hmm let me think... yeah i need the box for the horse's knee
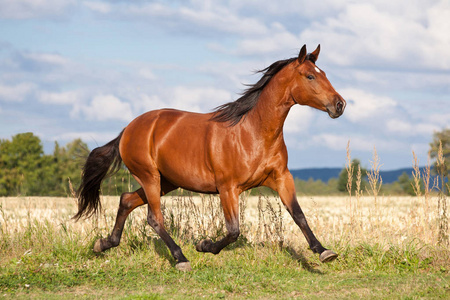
[119,192,133,210]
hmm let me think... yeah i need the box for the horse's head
[290,45,346,119]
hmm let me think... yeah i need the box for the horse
[74,44,346,271]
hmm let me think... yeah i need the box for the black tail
[73,130,124,221]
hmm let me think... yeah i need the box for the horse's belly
[159,163,217,193]
[156,148,217,193]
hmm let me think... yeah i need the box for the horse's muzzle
[326,97,346,119]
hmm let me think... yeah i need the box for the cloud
[132,94,165,114]
[426,113,450,128]
[86,1,269,36]
[11,51,71,74]
[79,95,133,122]
[0,0,76,19]
[82,1,111,14]
[38,90,80,105]
[340,88,397,123]
[306,133,406,153]
[386,119,440,137]
[233,24,300,56]
[284,105,315,133]
[138,68,157,81]
[300,1,450,70]
[171,86,232,112]
[0,82,35,102]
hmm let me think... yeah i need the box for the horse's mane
[211,57,297,126]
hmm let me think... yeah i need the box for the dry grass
[0,193,447,256]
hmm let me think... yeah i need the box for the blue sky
[0,0,449,170]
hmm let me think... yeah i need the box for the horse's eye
[307,74,315,80]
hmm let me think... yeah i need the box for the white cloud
[132,94,165,114]
[284,105,315,133]
[386,119,440,137]
[311,133,350,151]
[85,1,269,36]
[38,90,80,105]
[138,68,157,81]
[234,27,299,56]
[340,88,397,123]
[0,82,35,102]
[300,1,450,70]
[80,95,133,122]
[22,52,69,67]
[82,1,111,14]
[171,86,232,112]
[308,133,406,153]
[0,0,76,19]
[426,113,450,128]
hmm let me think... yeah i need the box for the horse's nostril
[336,101,343,113]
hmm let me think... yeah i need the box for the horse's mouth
[326,107,343,119]
[326,99,345,119]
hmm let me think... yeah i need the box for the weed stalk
[435,141,448,246]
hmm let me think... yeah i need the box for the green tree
[397,172,418,196]
[53,139,89,196]
[429,128,450,177]
[337,159,367,194]
[0,133,49,196]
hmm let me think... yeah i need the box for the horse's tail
[73,130,124,221]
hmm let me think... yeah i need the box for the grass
[0,195,449,299]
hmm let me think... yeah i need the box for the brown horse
[75,44,346,271]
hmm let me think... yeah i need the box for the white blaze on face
[315,67,321,73]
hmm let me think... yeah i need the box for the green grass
[1,226,449,299]
[1,194,449,299]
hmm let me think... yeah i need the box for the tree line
[0,130,448,197]
[0,133,137,197]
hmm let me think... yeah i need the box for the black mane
[211,57,297,126]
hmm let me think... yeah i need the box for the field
[1,193,449,299]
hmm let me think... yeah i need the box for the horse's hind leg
[196,188,240,254]
[93,179,177,253]
[93,188,147,252]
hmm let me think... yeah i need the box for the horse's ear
[309,44,320,63]
[298,45,307,64]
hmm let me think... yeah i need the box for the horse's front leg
[267,171,338,263]
[196,188,240,254]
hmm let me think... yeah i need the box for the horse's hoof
[93,239,103,253]
[319,250,338,263]
[176,262,192,272]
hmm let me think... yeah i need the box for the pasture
[0,193,449,299]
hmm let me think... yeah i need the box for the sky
[0,0,449,171]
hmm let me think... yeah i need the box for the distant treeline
[0,132,441,197]
[0,133,137,197]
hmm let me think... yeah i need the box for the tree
[0,133,138,196]
[0,133,48,196]
[337,159,367,194]
[429,128,450,177]
[53,139,89,196]
[397,172,417,196]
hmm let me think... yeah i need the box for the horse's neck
[247,75,293,141]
